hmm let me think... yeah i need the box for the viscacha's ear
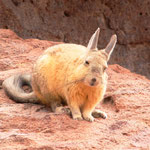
[105,34,117,61]
[87,28,100,51]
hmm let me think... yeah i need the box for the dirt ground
[0,29,150,150]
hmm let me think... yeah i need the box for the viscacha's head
[82,28,117,87]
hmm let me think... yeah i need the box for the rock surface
[0,0,150,78]
[0,29,150,150]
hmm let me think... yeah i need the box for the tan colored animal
[2,28,117,122]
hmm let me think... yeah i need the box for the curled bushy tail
[2,74,38,103]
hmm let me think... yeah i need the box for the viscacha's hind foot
[92,109,107,119]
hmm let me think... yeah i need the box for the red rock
[0,29,150,149]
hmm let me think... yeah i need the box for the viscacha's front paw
[72,114,83,121]
[83,115,94,122]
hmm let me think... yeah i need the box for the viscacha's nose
[90,78,97,86]
[91,78,96,83]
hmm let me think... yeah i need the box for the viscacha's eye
[103,67,107,71]
[85,60,90,65]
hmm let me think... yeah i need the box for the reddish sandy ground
[0,29,150,150]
